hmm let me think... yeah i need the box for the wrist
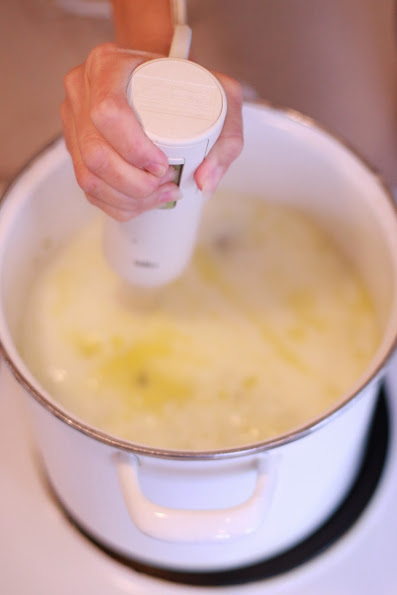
[111,0,174,55]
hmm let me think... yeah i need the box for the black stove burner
[44,388,390,587]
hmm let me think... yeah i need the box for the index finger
[86,44,169,176]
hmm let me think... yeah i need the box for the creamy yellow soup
[21,193,379,450]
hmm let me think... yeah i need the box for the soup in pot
[20,192,379,450]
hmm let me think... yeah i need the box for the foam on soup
[20,192,379,450]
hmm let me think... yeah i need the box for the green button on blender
[160,163,184,209]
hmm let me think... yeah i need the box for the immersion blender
[103,3,227,287]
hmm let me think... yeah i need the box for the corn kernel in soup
[20,192,379,450]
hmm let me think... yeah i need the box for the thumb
[195,73,244,194]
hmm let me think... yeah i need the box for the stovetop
[1,356,397,595]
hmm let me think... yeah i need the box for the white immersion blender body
[104,58,227,287]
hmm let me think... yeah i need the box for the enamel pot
[1,103,397,572]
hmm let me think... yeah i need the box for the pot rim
[1,100,397,461]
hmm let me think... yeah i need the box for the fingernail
[162,166,178,183]
[146,162,168,177]
[159,187,182,204]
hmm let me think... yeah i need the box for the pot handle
[115,454,274,543]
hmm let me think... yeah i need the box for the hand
[61,43,243,221]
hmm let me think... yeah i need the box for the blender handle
[115,455,274,543]
[169,0,191,60]
[103,3,227,288]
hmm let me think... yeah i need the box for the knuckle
[124,172,159,200]
[90,94,120,128]
[75,164,98,195]
[63,66,81,97]
[80,137,108,175]
[130,188,147,201]
[138,175,159,198]
[124,135,153,166]
[86,42,118,75]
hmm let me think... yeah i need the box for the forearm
[111,0,174,54]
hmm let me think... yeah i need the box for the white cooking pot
[1,103,397,573]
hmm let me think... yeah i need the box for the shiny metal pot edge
[1,102,396,461]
